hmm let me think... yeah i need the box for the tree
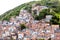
[50,13,60,28]
[40,0,60,26]
[34,9,49,20]
[39,38,45,40]
[20,24,26,30]
[24,4,32,13]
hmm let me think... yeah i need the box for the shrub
[20,24,26,30]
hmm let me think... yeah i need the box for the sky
[0,0,35,15]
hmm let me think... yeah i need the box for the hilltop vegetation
[0,1,38,21]
[0,0,60,25]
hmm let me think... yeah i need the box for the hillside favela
[0,0,60,40]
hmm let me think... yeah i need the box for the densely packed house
[0,4,60,40]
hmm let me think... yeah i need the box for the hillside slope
[0,1,38,21]
[0,0,60,25]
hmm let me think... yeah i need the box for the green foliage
[20,24,26,30]
[39,38,45,40]
[24,4,32,13]
[50,12,60,25]
[50,16,59,24]
[34,13,45,20]
[0,1,40,21]
[34,9,50,20]
[0,3,27,21]
[0,0,60,25]
[34,15,40,20]
[40,0,60,25]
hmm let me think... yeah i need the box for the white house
[45,15,53,22]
